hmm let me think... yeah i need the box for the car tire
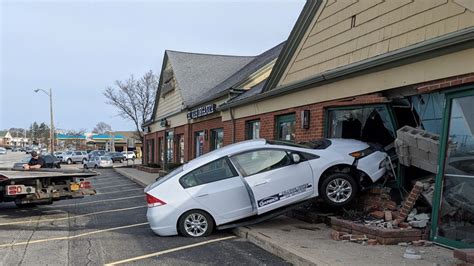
[319,172,358,207]
[178,210,214,238]
[67,159,72,165]
[94,165,98,169]
[82,159,87,164]
[120,159,123,163]
[84,164,88,169]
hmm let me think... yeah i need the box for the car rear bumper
[146,207,179,236]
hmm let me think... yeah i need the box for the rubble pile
[330,182,433,245]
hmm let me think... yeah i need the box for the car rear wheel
[320,173,357,207]
[178,210,214,237]
[94,165,98,169]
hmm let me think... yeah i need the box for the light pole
[34,88,55,153]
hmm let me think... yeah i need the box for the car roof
[183,139,267,171]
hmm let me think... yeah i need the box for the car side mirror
[291,153,301,164]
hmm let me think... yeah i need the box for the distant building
[0,131,12,148]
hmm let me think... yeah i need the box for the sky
[0,0,304,132]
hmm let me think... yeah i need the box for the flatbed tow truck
[0,168,97,207]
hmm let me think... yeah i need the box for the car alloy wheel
[179,210,214,237]
[320,172,357,207]
[326,178,352,203]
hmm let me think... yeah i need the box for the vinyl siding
[155,61,185,119]
[279,0,474,86]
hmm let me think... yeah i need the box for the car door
[230,149,314,215]
[181,157,254,222]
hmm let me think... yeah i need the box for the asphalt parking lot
[0,168,289,265]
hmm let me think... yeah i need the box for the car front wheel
[67,159,72,165]
[178,210,214,237]
[319,172,357,207]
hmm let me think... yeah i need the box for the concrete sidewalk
[115,167,458,266]
[114,167,157,187]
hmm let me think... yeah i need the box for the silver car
[83,156,113,169]
[0,147,6,155]
[63,151,88,164]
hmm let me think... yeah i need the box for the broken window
[409,92,445,135]
[327,105,396,147]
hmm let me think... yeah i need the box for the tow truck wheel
[319,172,357,207]
[178,210,214,237]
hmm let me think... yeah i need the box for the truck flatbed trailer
[0,168,98,206]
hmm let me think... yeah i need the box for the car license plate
[70,183,80,191]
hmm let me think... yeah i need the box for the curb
[114,168,148,188]
[232,227,316,266]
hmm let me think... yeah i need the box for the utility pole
[34,88,55,153]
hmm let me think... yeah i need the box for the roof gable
[190,42,285,108]
[166,51,254,108]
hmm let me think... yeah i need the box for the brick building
[144,0,474,248]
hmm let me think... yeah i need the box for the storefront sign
[187,104,216,120]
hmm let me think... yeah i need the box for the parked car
[145,138,387,237]
[122,151,136,160]
[88,150,107,160]
[62,151,88,164]
[25,147,32,154]
[0,147,6,155]
[105,152,125,163]
[83,156,113,169]
[13,154,61,169]
[54,151,64,160]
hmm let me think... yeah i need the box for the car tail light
[146,193,166,208]
[349,146,376,159]
[79,181,92,189]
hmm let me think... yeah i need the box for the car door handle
[254,180,269,187]
[197,194,209,198]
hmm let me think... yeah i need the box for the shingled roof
[189,42,285,108]
[165,50,254,108]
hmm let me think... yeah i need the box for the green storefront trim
[431,85,474,249]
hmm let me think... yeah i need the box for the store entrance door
[432,88,474,248]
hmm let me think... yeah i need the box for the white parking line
[105,236,237,265]
[0,206,146,226]
[46,195,144,207]
[0,222,149,248]
[96,188,143,195]
[95,183,138,190]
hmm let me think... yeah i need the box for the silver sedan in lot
[145,138,387,237]
[83,156,113,169]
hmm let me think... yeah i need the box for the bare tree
[65,128,86,136]
[104,70,158,138]
[92,122,112,134]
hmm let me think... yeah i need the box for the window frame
[246,119,261,140]
[179,156,239,189]
[210,128,224,151]
[275,113,296,141]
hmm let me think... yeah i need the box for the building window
[326,105,395,146]
[210,128,223,151]
[246,120,260,140]
[146,139,154,164]
[177,134,185,164]
[166,131,174,163]
[276,113,296,141]
[195,131,205,157]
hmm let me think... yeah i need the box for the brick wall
[224,93,388,145]
[416,73,474,93]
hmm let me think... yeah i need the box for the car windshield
[147,166,184,190]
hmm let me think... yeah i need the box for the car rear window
[179,158,237,188]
